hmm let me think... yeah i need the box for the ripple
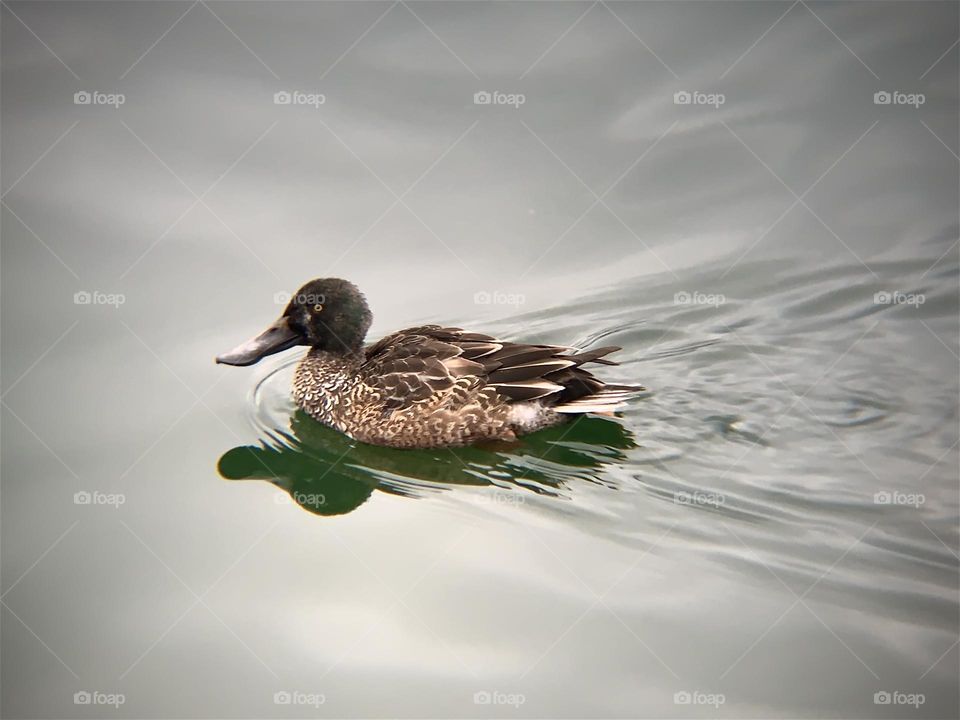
[815,396,890,428]
[704,414,770,445]
[249,357,298,435]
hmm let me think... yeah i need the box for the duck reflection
[218,410,636,516]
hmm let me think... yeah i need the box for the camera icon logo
[473,691,491,705]
[673,91,692,105]
[273,691,292,705]
[674,291,691,305]
[874,291,892,305]
[274,91,292,105]
[874,691,891,705]
[673,691,692,705]
[74,91,91,105]
[874,91,892,105]
[873,491,892,505]
[473,291,491,305]
[74,691,92,705]
[74,291,92,305]
[474,91,492,105]
[273,291,292,305]
[74,491,92,505]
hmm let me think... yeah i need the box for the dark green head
[283,278,372,353]
[216,278,372,366]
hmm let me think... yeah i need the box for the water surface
[2,2,958,717]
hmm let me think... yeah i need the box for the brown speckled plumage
[218,279,645,449]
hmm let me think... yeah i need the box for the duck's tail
[552,383,645,414]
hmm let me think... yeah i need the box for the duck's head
[216,278,372,366]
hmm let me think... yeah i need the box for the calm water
[2,2,958,718]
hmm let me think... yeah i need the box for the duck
[216,278,644,449]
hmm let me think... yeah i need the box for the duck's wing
[360,326,489,411]
[362,325,642,412]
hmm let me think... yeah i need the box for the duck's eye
[313,303,323,313]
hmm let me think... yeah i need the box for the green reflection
[218,410,636,516]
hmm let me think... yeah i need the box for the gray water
[2,2,958,717]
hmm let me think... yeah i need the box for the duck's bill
[215,317,302,366]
